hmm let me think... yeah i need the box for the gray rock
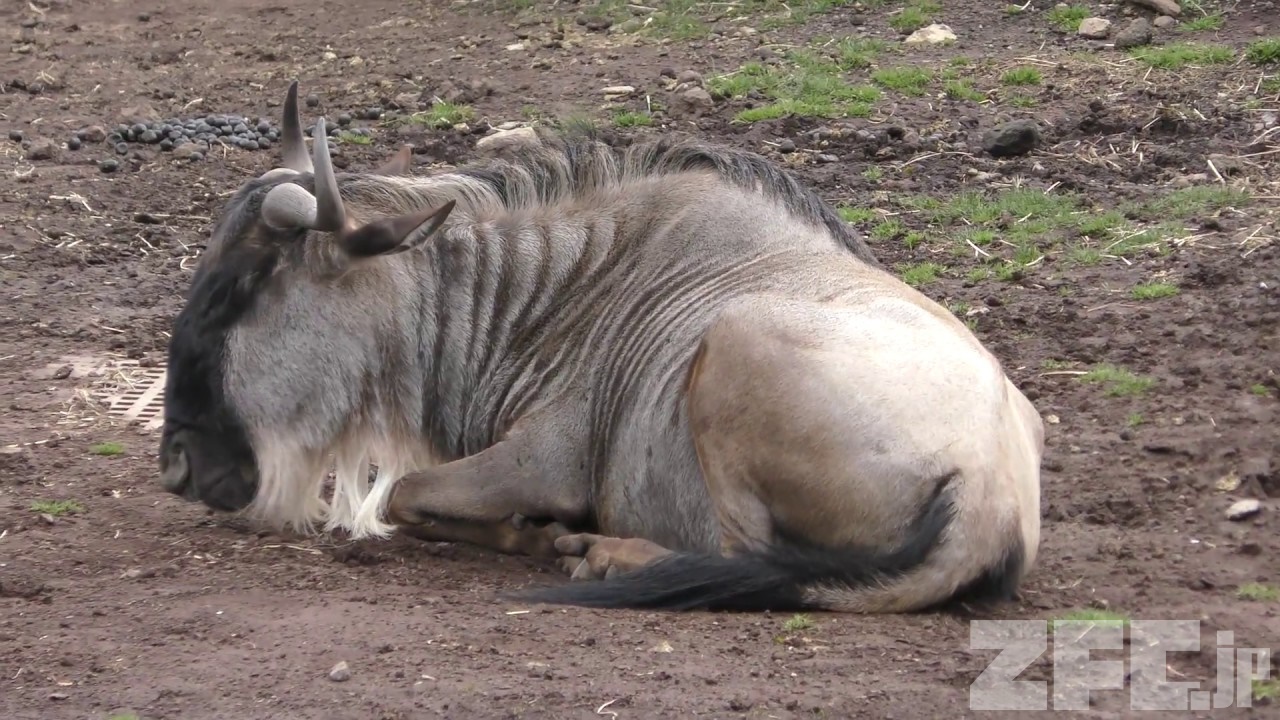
[980,119,1041,158]
[77,125,107,143]
[1153,15,1176,28]
[1226,499,1261,521]
[671,87,714,117]
[1114,18,1153,49]
[1128,0,1181,16]
[25,138,57,161]
[328,661,351,682]
[1078,17,1112,39]
[475,126,540,155]
[676,70,703,86]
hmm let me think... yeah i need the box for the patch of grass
[714,51,882,123]
[861,166,883,182]
[1129,43,1235,70]
[872,218,908,242]
[1246,37,1280,65]
[336,130,372,145]
[643,0,709,40]
[1237,583,1279,601]
[835,37,888,70]
[1144,186,1250,219]
[1046,5,1089,33]
[1130,281,1179,300]
[1179,14,1224,32]
[90,441,125,456]
[1001,66,1043,86]
[838,205,878,224]
[409,102,476,128]
[31,499,85,516]
[1008,95,1039,108]
[944,80,985,102]
[1250,384,1274,398]
[871,66,933,96]
[612,110,653,128]
[1052,608,1130,627]
[1255,678,1280,701]
[1079,364,1157,397]
[1263,77,1280,95]
[889,1,940,33]
[1126,413,1145,427]
[783,613,815,632]
[900,262,944,287]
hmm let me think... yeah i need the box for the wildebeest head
[157,80,455,529]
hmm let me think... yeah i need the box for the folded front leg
[398,516,573,559]
[386,419,590,529]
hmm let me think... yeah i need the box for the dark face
[158,176,296,513]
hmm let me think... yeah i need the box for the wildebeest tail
[511,474,964,612]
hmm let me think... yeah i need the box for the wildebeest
[158,80,1044,613]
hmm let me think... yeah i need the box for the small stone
[1254,25,1267,36]
[99,158,120,173]
[328,661,351,682]
[1225,499,1261,521]
[1153,15,1176,28]
[305,94,321,108]
[816,153,839,163]
[48,692,68,701]
[475,126,541,155]
[77,125,107,143]
[25,138,57,161]
[67,136,82,151]
[601,85,636,96]
[981,119,1041,158]
[1114,18,1154,49]
[903,23,957,45]
[671,87,714,117]
[1077,17,1112,39]
[1127,0,1181,17]
[676,70,703,86]
[8,129,23,142]
[777,139,796,153]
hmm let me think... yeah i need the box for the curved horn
[310,117,347,232]
[280,80,314,174]
[261,182,319,230]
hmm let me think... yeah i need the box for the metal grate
[101,365,168,430]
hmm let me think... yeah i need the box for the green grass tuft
[783,613,815,632]
[838,206,878,224]
[1179,14,1224,33]
[612,110,653,128]
[409,102,476,128]
[1129,43,1235,70]
[889,1,940,33]
[944,80,985,102]
[1237,583,1279,602]
[1245,37,1280,65]
[31,499,85,516]
[872,67,933,96]
[1079,364,1157,397]
[1001,66,1042,86]
[1130,282,1179,300]
[1052,608,1130,627]
[712,50,882,123]
[1046,5,1089,33]
[90,441,125,456]
[900,262,944,287]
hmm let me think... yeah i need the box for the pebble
[77,125,107,143]
[671,87,714,117]
[328,661,351,682]
[1225,499,1261,522]
[476,126,540,154]
[903,23,957,45]
[25,138,57,161]
[1078,17,1112,39]
[816,153,839,163]
[1114,18,1153,49]
[1153,15,1176,28]
[67,136,82,151]
[8,129,22,142]
[48,692,68,701]
[777,139,796,153]
[601,85,636,96]
[981,119,1041,157]
[99,159,119,173]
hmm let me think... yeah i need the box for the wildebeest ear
[338,199,457,258]
[373,145,414,175]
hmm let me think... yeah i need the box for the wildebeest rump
[158,80,1044,613]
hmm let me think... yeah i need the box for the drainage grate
[102,366,168,430]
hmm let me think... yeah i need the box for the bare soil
[2,1,1278,718]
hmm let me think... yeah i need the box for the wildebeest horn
[260,117,347,232]
[280,80,314,175]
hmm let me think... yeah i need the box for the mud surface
[2,1,1278,718]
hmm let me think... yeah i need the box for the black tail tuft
[507,474,960,613]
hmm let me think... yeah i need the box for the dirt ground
[2,0,1278,718]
